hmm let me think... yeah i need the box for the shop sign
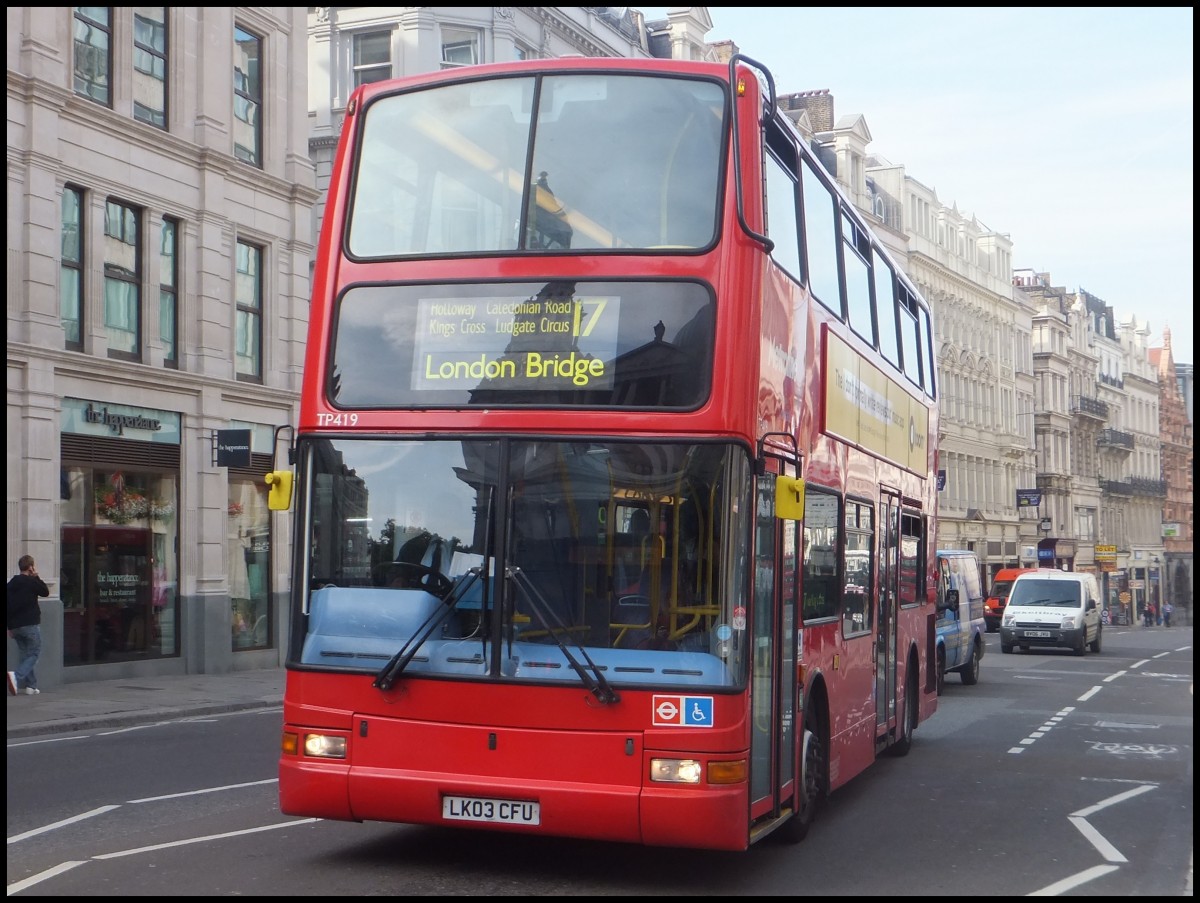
[216,429,252,467]
[62,398,181,444]
[1016,489,1042,507]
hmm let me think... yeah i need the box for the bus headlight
[303,733,347,759]
[650,758,702,784]
[649,758,747,784]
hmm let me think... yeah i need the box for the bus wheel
[780,707,826,844]
[890,666,917,757]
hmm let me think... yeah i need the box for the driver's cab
[379,529,455,590]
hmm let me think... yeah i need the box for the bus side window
[802,488,840,621]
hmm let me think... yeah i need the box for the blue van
[934,550,987,694]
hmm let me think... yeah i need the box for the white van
[999,569,1102,656]
[934,550,986,693]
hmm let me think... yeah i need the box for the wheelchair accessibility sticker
[652,695,714,727]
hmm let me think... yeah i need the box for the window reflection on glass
[802,490,840,621]
[348,73,724,256]
[60,467,179,665]
[301,438,752,688]
[229,477,270,649]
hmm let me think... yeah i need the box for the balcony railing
[1071,394,1108,420]
[1130,477,1167,497]
[1099,477,1168,497]
[1097,428,1135,451]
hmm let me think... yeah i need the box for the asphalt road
[7,625,1192,896]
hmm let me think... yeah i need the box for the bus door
[875,490,901,735]
[749,469,801,819]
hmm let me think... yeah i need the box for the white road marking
[6,820,319,895]
[1028,864,1120,896]
[6,806,120,844]
[6,860,88,895]
[129,778,277,804]
[91,818,321,860]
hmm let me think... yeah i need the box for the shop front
[1036,537,1076,572]
[60,400,182,667]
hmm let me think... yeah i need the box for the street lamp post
[1151,555,1162,625]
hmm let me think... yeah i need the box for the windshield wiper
[373,569,480,691]
[507,565,620,706]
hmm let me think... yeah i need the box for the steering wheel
[385,562,454,598]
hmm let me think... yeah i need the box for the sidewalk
[6,667,284,740]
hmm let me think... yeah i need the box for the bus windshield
[347,72,726,256]
[301,437,752,690]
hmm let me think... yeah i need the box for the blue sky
[641,8,1194,364]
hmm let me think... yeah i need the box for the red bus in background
[271,53,942,851]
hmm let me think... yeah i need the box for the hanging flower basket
[228,502,245,518]
[94,478,174,524]
[95,486,148,524]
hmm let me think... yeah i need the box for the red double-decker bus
[271,53,942,851]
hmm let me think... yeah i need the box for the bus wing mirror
[266,470,293,511]
[775,475,805,521]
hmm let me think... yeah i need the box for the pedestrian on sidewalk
[1162,601,1173,628]
[7,554,49,695]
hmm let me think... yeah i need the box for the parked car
[983,567,1038,632]
[1000,569,1102,656]
[934,550,987,694]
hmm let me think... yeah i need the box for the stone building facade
[7,7,316,686]
[1151,330,1193,623]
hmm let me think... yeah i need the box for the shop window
[60,466,179,665]
[228,477,270,649]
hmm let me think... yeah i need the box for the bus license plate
[442,795,540,826]
[1024,630,1051,638]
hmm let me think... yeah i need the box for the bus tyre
[960,643,979,685]
[780,708,826,844]
[890,667,917,757]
